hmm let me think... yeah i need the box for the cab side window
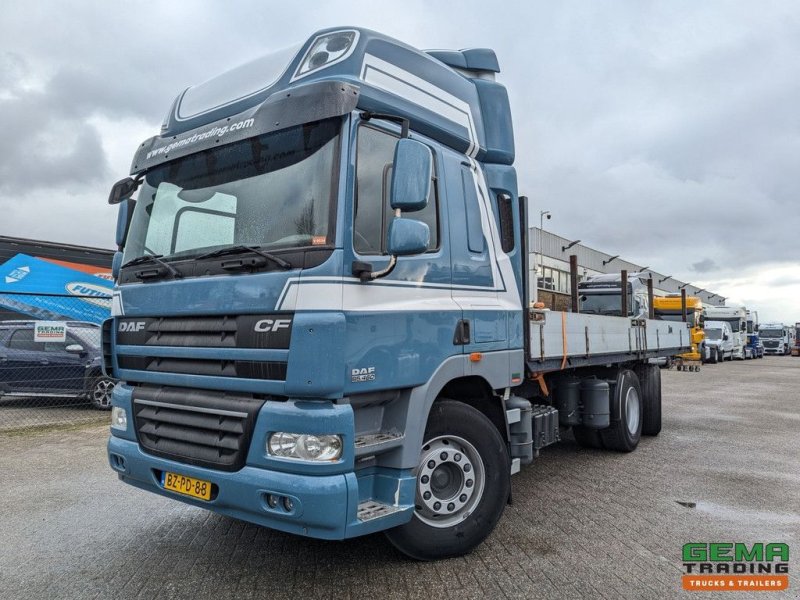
[354,126,438,255]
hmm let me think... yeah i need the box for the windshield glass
[123,118,341,263]
[705,328,722,340]
[760,329,783,338]
[579,292,632,316]
[708,317,742,332]
[656,312,698,327]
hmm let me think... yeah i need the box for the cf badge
[254,319,292,333]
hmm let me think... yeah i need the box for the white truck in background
[704,306,747,360]
[760,323,791,355]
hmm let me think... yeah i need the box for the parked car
[0,320,115,409]
[703,320,734,363]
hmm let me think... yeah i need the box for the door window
[7,329,39,351]
[354,126,438,255]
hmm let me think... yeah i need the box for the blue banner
[0,253,113,323]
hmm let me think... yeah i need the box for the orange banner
[682,575,788,591]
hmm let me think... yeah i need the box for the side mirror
[65,344,85,354]
[723,334,729,341]
[116,198,136,248]
[387,218,430,256]
[390,139,432,212]
[108,177,141,205]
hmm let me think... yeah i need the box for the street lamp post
[539,210,551,283]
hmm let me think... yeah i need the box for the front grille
[132,386,265,471]
[118,356,287,380]
[763,340,779,348]
[116,315,292,349]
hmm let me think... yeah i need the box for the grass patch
[0,418,108,437]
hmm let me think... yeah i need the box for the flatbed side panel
[528,311,690,366]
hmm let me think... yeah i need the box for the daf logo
[254,319,291,333]
[119,321,146,333]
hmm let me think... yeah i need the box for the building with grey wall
[529,228,725,307]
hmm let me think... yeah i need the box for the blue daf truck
[105,27,688,559]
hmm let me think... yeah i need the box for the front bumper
[107,384,415,539]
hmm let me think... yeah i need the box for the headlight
[111,406,127,430]
[267,432,343,461]
[293,30,358,80]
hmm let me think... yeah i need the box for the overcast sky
[1,1,798,323]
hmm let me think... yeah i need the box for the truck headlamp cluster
[267,432,343,462]
[111,407,127,431]
[293,30,358,80]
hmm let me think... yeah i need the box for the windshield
[579,292,632,316]
[123,118,341,263]
[656,312,698,327]
[708,316,742,332]
[705,328,722,340]
[760,329,783,338]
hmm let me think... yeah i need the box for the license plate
[161,471,212,501]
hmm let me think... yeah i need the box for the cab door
[446,157,507,352]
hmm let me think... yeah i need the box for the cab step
[354,431,404,456]
[357,501,404,522]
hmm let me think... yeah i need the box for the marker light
[293,31,358,80]
[268,432,343,461]
[111,407,127,430]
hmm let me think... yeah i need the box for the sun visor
[130,80,360,174]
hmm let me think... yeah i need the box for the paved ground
[1,357,798,599]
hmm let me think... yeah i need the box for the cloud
[692,258,717,273]
[0,0,798,322]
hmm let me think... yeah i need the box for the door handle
[39,360,50,365]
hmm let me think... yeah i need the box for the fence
[0,292,113,433]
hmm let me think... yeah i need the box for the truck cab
[577,272,649,317]
[652,295,707,363]
[760,323,789,355]
[704,306,747,360]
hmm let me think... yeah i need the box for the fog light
[111,407,127,430]
[266,494,279,509]
[283,497,294,512]
[267,432,343,461]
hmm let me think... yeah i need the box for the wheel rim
[414,435,486,528]
[625,386,641,435]
[92,379,115,408]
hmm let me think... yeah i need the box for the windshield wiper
[196,245,292,270]
[121,253,183,279]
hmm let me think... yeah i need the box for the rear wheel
[384,400,510,561]
[600,370,642,452]
[636,364,661,436]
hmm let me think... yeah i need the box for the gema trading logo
[682,542,789,592]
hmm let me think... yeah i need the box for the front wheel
[384,400,510,561]
[89,376,115,410]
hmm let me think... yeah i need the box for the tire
[600,370,642,452]
[384,400,510,561]
[709,348,718,364]
[89,376,115,410]
[636,364,662,436]
[572,426,604,448]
